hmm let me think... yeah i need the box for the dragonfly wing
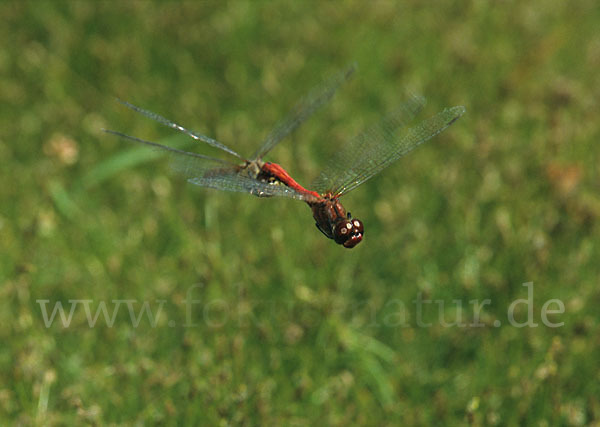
[312,97,466,196]
[188,172,311,200]
[252,63,357,161]
[116,99,242,159]
[103,129,309,200]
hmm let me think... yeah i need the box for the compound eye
[333,220,353,244]
[333,218,364,248]
[352,219,364,234]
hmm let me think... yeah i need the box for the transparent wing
[116,99,242,159]
[188,173,310,200]
[103,129,309,200]
[312,97,466,196]
[253,63,357,161]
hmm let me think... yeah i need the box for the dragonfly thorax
[310,196,363,248]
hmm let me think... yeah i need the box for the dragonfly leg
[314,221,332,239]
[249,188,273,198]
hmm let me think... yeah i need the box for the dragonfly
[104,64,465,248]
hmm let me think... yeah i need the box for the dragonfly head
[333,213,364,248]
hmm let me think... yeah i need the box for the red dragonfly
[104,64,465,248]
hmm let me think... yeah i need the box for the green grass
[2,1,599,424]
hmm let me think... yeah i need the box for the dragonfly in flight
[104,64,465,248]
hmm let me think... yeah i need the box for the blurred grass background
[1,0,599,424]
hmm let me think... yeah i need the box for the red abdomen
[260,162,320,198]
